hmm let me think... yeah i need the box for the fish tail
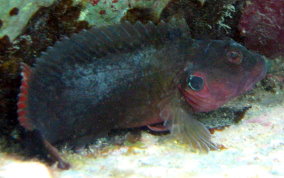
[17,62,34,130]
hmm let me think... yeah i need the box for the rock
[238,0,284,58]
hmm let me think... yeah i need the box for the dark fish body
[21,22,191,144]
[17,21,267,169]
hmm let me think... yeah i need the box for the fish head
[179,39,267,112]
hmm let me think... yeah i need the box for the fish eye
[226,50,243,64]
[187,75,204,91]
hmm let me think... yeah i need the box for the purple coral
[238,0,284,58]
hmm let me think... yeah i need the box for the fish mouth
[243,57,268,92]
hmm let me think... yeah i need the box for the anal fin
[147,123,169,132]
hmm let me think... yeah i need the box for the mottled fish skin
[24,21,192,145]
[17,21,267,168]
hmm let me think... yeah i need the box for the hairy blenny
[17,21,267,169]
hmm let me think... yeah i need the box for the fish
[17,20,267,169]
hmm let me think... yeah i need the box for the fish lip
[258,57,268,79]
[243,57,267,92]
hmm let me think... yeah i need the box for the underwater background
[0,0,283,177]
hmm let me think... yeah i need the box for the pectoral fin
[159,96,218,153]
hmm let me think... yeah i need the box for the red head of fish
[179,39,267,112]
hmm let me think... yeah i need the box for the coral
[0,0,56,41]
[238,0,284,58]
[78,0,172,25]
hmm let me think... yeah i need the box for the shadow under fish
[17,20,267,169]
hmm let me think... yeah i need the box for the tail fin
[17,62,34,130]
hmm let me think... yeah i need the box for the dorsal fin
[35,20,191,67]
[17,62,34,130]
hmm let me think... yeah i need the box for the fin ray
[159,95,218,153]
[31,20,191,88]
[17,62,34,130]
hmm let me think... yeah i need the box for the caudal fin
[17,62,34,130]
